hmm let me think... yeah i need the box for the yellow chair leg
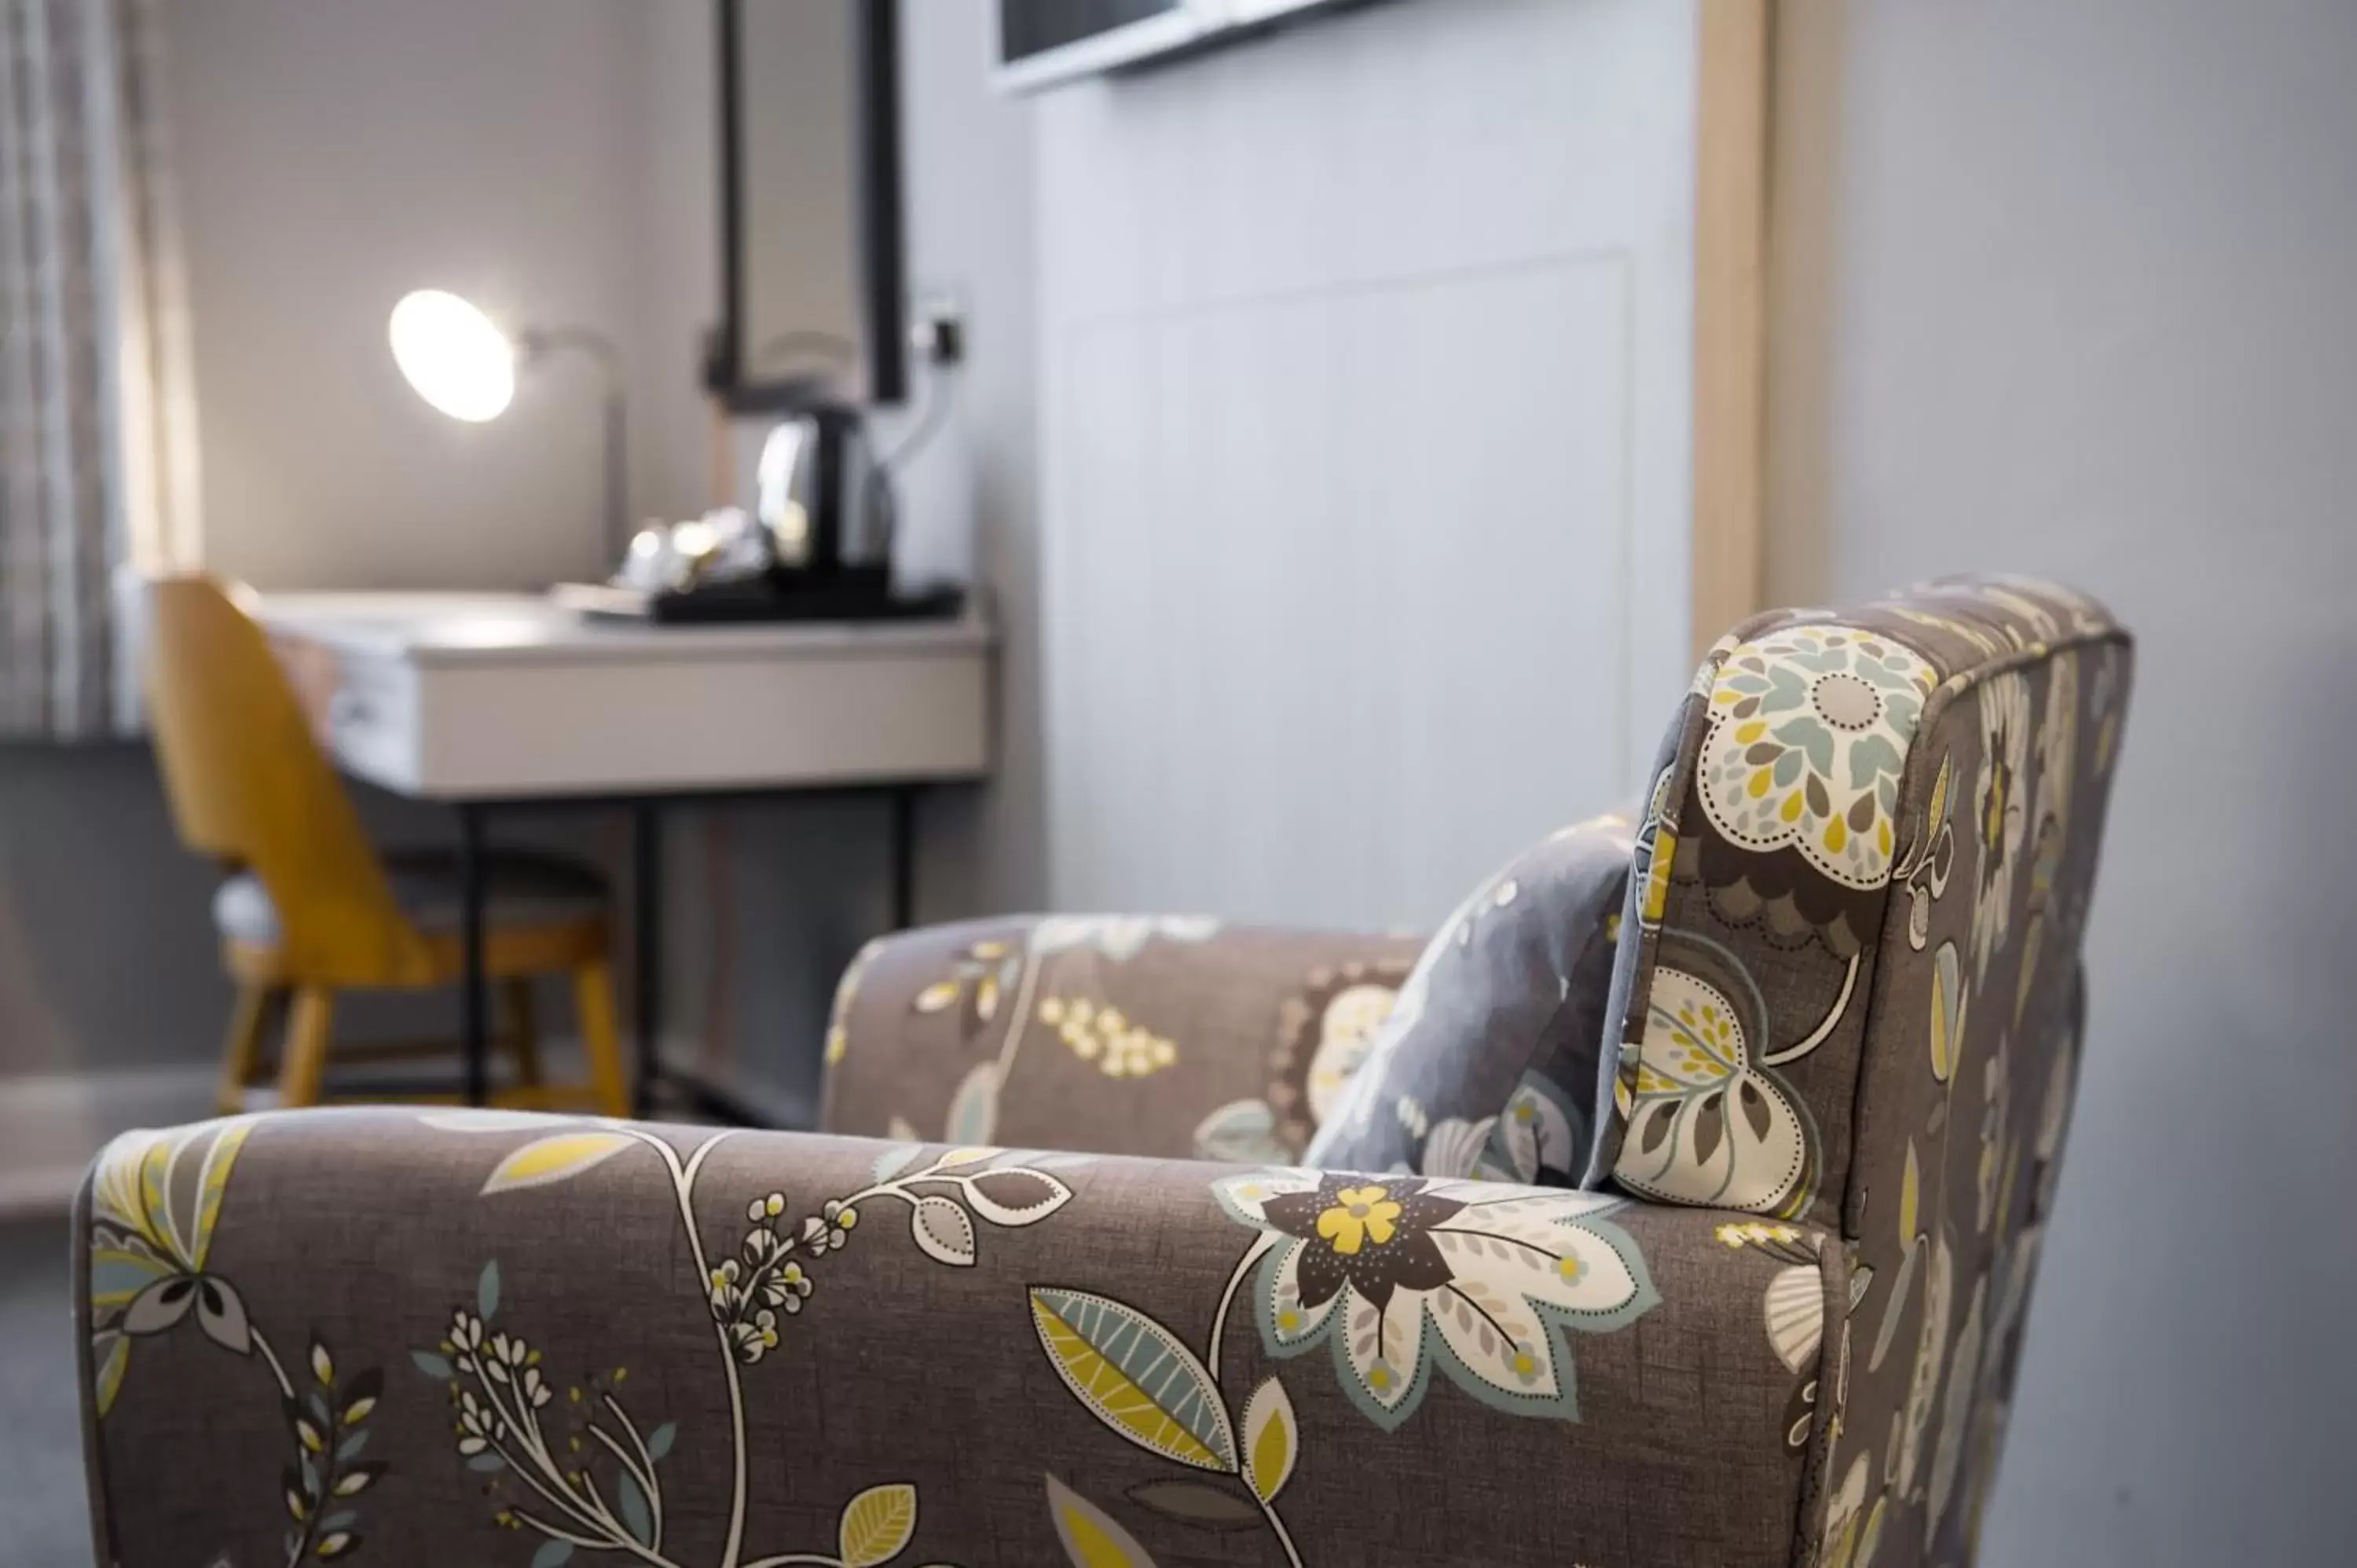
[501,977,544,1087]
[277,986,337,1108]
[571,958,630,1118]
[217,982,277,1114]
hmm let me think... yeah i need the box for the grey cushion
[1303,810,1633,1183]
[211,848,608,946]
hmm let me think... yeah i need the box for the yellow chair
[141,573,630,1115]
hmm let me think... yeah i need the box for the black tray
[552,569,964,625]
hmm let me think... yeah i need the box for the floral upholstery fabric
[1585,580,2126,1228]
[821,915,1425,1164]
[76,577,2129,1568]
[1582,577,2131,1563]
[81,1111,1835,1568]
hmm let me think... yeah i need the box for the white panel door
[1037,0,1701,929]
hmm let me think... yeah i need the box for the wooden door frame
[1692,0,1773,659]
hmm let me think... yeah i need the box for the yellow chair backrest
[143,573,431,984]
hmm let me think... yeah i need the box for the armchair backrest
[1589,576,2132,1245]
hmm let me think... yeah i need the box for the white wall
[1766,2,2357,1561]
[885,0,1047,917]
[1034,0,1701,929]
[170,0,686,589]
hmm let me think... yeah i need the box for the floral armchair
[76,578,2129,1568]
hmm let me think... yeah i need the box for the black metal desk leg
[888,786,915,930]
[458,802,489,1106]
[632,802,662,1116]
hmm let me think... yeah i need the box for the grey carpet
[0,1219,86,1566]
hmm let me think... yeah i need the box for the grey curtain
[0,0,200,739]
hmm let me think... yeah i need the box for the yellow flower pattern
[1314,1185,1401,1255]
[1696,624,1937,890]
[1634,991,1742,1094]
[1617,954,1820,1217]
[1039,996,1178,1078]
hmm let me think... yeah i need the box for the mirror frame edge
[708,0,908,414]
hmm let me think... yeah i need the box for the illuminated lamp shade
[388,289,516,423]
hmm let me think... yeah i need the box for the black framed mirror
[707,0,906,412]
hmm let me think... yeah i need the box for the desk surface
[258,591,995,800]
[260,592,994,668]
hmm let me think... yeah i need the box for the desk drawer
[269,633,424,793]
[263,609,994,800]
[410,643,991,798]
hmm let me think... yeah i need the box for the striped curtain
[0,0,200,739]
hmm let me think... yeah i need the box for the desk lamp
[388,288,629,570]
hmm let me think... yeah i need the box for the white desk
[260,592,992,799]
[258,591,994,1119]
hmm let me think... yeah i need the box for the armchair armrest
[822,915,1426,1161]
[79,1110,1835,1568]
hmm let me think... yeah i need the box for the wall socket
[910,296,965,366]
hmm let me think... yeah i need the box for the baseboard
[0,1064,219,1219]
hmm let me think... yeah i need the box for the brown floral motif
[1630,768,1677,933]
[1968,672,2032,982]
[823,936,886,1066]
[707,1190,845,1362]
[1259,1176,1463,1313]
[89,1118,387,1563]
[1818,1452,1888,1568]
[905,915,1222,1146]
[1673,828,1882,959]
[1215,1169,1656,1430]
[1716,1220,1845,1454]
[2090,640,2126,776]
[910,936,1022,1043]
[412,1118,1072,1566]
[2013,650,2080,1023]
[1695,625,1937,888]
[1614,932,1838,1218]
[280,1338,385,1563]
[88,1117,261,1415]
[1680,624,1941,959]
[1895,753,1959,954]
[1267,959,1411,1151]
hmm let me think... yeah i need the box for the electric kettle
[757,405,885,577]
